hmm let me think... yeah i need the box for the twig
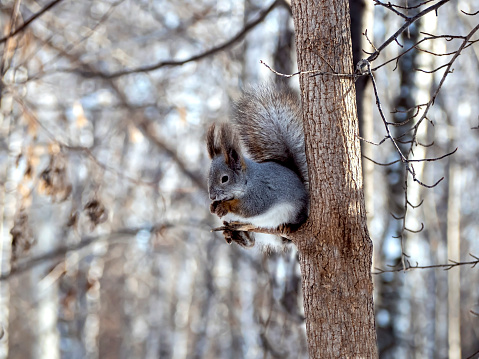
[466,347,479,359]
[372,33,477,72]
[362,155,400,166]
[407,147,457,162]
[374,0,409,19]
[0,223,183,281]
[0,0,66,44]
[358,135,388,146]
[373,253,479,274]
[461,9,479,16]
[76,0,284,79]
[212,221,291,239]
[376,0,437,11]
[367,0,452,62]
[259,60,357,79]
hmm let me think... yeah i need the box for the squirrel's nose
[209,193,216,201]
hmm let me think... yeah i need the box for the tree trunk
[290,0,378,357]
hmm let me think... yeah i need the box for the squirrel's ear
[227,147,243,172]
[206,124,218,159]
[219,123,245,171]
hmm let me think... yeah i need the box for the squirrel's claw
[222,229,233,244]
[277,223,291,235]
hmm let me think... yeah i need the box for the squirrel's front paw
[210,201,228,217]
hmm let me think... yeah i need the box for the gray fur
[208,157,308,225]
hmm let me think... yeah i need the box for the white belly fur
[223,202,297,228]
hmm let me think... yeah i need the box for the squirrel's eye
[221,175,229,183]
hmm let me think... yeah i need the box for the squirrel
[206,84,309,250]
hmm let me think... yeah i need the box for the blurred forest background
[0,0,478,358]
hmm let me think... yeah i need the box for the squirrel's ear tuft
[206,124,221,159]
[227,147,243,172]
[219,123,245,171]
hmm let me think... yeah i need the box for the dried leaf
[84,199,108,227]
[10,209,35,262]
[38,154,72,202]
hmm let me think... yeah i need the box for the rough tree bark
[290,0,378,357]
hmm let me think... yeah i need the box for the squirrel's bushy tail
[232,84,308,184]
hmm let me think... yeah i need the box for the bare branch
[212,221,291,239]
[367,0,452,62]
[372,33,477,72]
[391,212,405,220]
[362,155,400,166]
[461,9,479,16]
[404,222,424,233]
[362,29,378,55]
[426,24,479,108]
[0,0,66,45]
[0,223,200,281]
[76,0,285,79]
[376,0,437,10]
[466,348,479,359]
[407,199,424,209]
[407,147,458,162]
[259,59,357,79]
[374,1,409,19]
[358,135,389,146]
[413,175,444,188]
[373,254,479,274]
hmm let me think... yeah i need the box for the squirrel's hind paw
[220,221,255,247]
[224,230,255,248]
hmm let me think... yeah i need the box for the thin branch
[404,222,424,233]
[0,223,193,281]
[372,33,475,72]
[362,155,400,166]
[25,0,124,75]
[0,0,66,44]
[373,254,479,274]
[367,0,452,62]
[391,212,405,220]
[260,60,357,79]
[407,199,424,209]
[77,0,284,79]
[461,9,479,16]
[417,141,435,148]
[358,135,388,146]
[374,0,409,19]
[362,29,378,55]
[466,347,479,359]
[407,147,458,162]
[426,24,479,108]
[211,221,291,239]
[376,0,437,10]
[366,60,408,163]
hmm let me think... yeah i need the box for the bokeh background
[0,0,478,358]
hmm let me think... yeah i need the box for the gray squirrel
[207,84,309,249]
